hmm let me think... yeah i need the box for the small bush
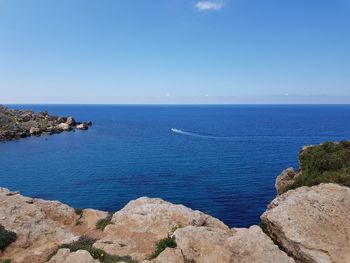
[96,212,113,230]
[1,260,12,263]
[148,236,177,260]
[48,236,136,263]
[289,141,350,189]
[74,208,83,217]
[0,224,17,251]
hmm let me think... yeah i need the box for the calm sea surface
[1,105,350,227]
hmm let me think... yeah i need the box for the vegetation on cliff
[0,224,16,251]
[290,141,350,189]
[48,236,136,263]
[0,105,91,141]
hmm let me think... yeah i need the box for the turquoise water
[1,105,350,227]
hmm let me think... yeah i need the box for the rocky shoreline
[1,132,349,262]
[0,105,92,142]
[1,182,349,263]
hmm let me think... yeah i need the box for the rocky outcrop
[93,197,229,261]
[1,177,350,262]
[47,249,99,263]
[0,189,297,263]
[173,225,294,263]
[261,183,350,263]
[275,167,297,195]
[0,105,91,141]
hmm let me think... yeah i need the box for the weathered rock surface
[0,105,91,141]
[275,167,296,195]
[173,225,294,263]
[261,183,350,263]
[94,197,229,261]
[1,182,349,263]
[141,248,184,263]
[80,209,109,230]
[76,122,89,130]
[48,248,99,263]
[0,188,81,262]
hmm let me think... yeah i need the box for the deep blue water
[1,105,350,227]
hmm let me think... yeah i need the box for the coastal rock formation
[48,249,99,263]
[0,105,91,141]
[173,225,294,263]
[1,181,349,262]
[261,183,350,263]
[0,189,296,263]
[0,188,79,263]
[94,197,229,261]
[275,167,296,195]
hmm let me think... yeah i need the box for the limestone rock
[174,225,294,263]
[29,127,41,135]
[57,123,70,131]
[275,167,296,195]
[47,248,99,263]
[93,197,228,261]
[261,183,350,263]
[81,209,109,230]
[76,123,88,130]
[140,248,184,263]
[0,188,78,262]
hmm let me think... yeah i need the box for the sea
[1,105,350,227]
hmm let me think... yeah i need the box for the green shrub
[74,208,83,217]
[96,212,113,230]
[148,236,177,260]
[0,224,17,251]
[48,236,136,263]
[289,141,350,189]
[1,259,12,263]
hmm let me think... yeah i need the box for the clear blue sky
[0,0,349,104]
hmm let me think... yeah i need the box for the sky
[0,0,349,104]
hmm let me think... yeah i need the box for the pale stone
[261,183,350,263]
[29,127,41,135]
[93,197,228,261]
[174,225,294,263]
[275,167,296,195]
[48,248,99,263]
[57,123,70,131]
[0,188,79,262]
[81,209,109,230]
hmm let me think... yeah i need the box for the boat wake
[170,128,232,140]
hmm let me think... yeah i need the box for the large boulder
[173,225,294,263]
[93,197,228,261]
[141,248,184,263]
[57,123,70,131]
[76,123,88,130]
[29,127,41,135]
[275,167,296,195]
[80,209,108,230]
[0,188,79,263]
[47,248,99,263]
[261,183,350,263]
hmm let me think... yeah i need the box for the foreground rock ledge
[0,188,294,263]
[261,183,350,263]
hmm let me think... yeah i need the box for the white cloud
[195,1,225,11]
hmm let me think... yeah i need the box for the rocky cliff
[0,105,91,141]
[1,142,349,263]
